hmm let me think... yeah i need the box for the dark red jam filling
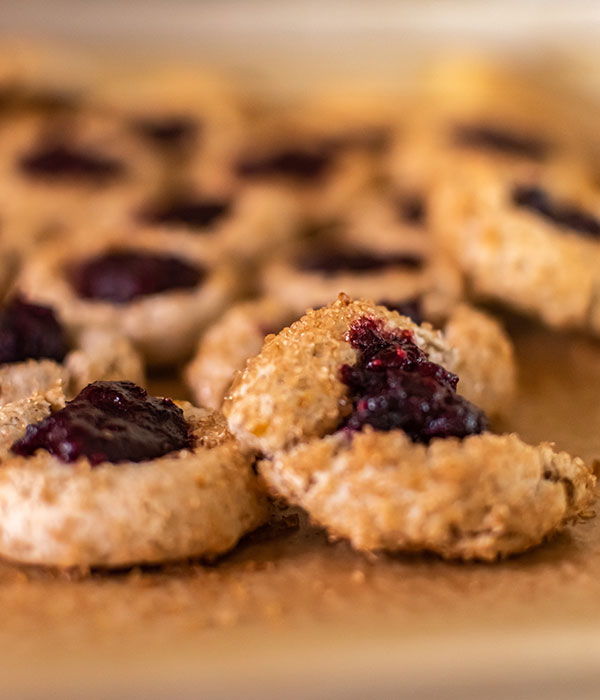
[512,185,600,238]
[68,250,204,304]
[11,380,193,466]
[378,298,423,325]
[0,297,68,365]
[132,116,199,148]
[296,247,423,275]
[235,147,333,181]
[19,143,124,183]
[339,317,487,443]
[453,123,549,160]
[396,195,425,225]
[138,196,230,229]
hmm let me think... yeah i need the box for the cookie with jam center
[429,158,600,333]
[14,227,240,366]
[0,110,162,252]
[187,296,515,418]
[224,296,594,560]
[0,296,145,407]
[0,380,267,568]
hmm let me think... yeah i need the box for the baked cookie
[0,109,161,250]
[0,296,144,406]
[94,65,246,175]
[224,296,594,559]
[0,380,267,568]
[185,297,298,410]
[387,58,594,197]
[187,297,515,417]
[225,113,380,220]
[429,158,600,333]
[261,215,463,320]
[99,178,299,267]
[14,229,239,366]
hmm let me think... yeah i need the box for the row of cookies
[0,54,597,569]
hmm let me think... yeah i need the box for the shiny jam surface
[339,317,488,443]
[11,380,193,465]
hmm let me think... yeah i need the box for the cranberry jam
[512,185,600,238]
[339,317,487,443]
[68,250,204,304]
[19,143,124,183]
[297,248,423,275]
[138,196,230,229]
[453,123,549,160]
[0,297,68,365]
[11,380,193,465]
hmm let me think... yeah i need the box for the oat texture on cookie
[0,380,268,568]
[225,296,594,560]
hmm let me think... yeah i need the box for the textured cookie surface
[0,395,268,568]
[260,430,595,560]
[224,295,457,455]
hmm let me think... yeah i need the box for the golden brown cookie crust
[185,297,297,410]
[224,295,456,455]
[189,296,515,417]
[259,430,595,560]
[0,398,268,568]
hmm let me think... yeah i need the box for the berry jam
[296,248,423,275]
[236,147,332,181]
[11,380,193,465]
[0,297,68,365]
[19,144,124,183]
[396,195,425,225]
[453,123,549,160]
[68,250,204,304]
[339,317,487,443]
[138,196,230,229]
[512,185,600,238]
[132,116,198,148]
[378,298,424,325]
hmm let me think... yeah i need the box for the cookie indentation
[132,116,198,147]
[296,248,423,275]
[11,380,193,465]
[339,317,488,442]
[0,297,68,365]
[68,250,204,304]
[236,147,332,180]
[454,124,549,160]
[138,196,231,229]
[19,143,124,183]
[396,195,425,225]
[512,185,600,238]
